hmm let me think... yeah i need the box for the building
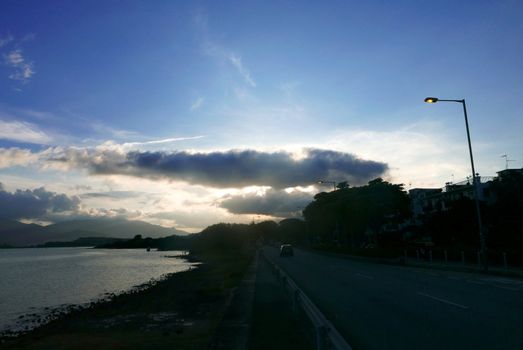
[409,175,496,222]
[496,168,523,181]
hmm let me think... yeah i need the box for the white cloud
[8,107,60,121]
[323,120,478,188]
[0,34,14,48]
[0,147,39,168]
[228,54,256,87]
[72,135,205,153]
[87,121,141,140]
[202,42,256,87]
[122,135,205,149]
[1,119,489,230]
[5,50,24,65]
[0,119,51,144]
[195,12,256,88]
[9,63,35,81]
[0,147,344,231]
[190,97,204,111]
[3,49,35,83]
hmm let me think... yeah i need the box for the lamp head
[424,97,438,103]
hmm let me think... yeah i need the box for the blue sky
[1,1,522,230]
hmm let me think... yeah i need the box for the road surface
[263,246,523,350]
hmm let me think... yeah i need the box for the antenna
[501,154,516,170]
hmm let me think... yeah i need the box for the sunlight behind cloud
[324,120,479,188]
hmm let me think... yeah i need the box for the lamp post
[424,97,487,271]
[317,180,337,191]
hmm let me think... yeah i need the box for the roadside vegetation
[303,174,523,265]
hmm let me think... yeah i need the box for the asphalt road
[263,246,523,350]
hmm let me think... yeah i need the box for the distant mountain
[0,219,42,232]
[37,237,125,248]
[0,219,47,247]
[0,218,189,247]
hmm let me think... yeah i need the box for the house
[409,175,496,221]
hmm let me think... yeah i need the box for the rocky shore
[1,250,252,350]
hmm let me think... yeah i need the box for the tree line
[101,172,523,260]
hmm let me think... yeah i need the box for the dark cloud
[72,185,92,191]
[0,183,80,220]
[42,207,142,223]
[146,211,225,231]
[60,148,387,188]
[80,191,143,199]
[220,189,313,217]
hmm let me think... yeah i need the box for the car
[279,244,294,257]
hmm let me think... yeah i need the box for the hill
[37,237,125,248]
[0,218,188,247]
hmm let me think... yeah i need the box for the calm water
[0,247,194,333]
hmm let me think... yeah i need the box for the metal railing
[261,250,352,350]
[404,248,516,270]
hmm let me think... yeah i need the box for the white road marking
[480,277,523,286]
[489,285,519,292]
[476,278,523,291]
[356,273,374,279]
[417,292,469,310]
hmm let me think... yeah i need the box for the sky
[0,0,522,232]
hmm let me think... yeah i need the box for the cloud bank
[0,183,80,220]
[220,189,313,217]
[48,147,388,188]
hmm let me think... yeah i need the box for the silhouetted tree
[336,181,350,190]
[278,218,307,244]
[303,178,410,248]
[423,197,478,247]
[487,172,523,253]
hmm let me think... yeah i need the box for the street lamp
[317,180,337,191]
[424,97,438,103]
[424,97,487,271]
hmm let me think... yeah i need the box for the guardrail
[261,250,352,350]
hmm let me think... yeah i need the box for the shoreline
[0,250,197,339]
[0,270,197,339]
[2,249,253,349]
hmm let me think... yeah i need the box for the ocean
[0,247,194,334]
